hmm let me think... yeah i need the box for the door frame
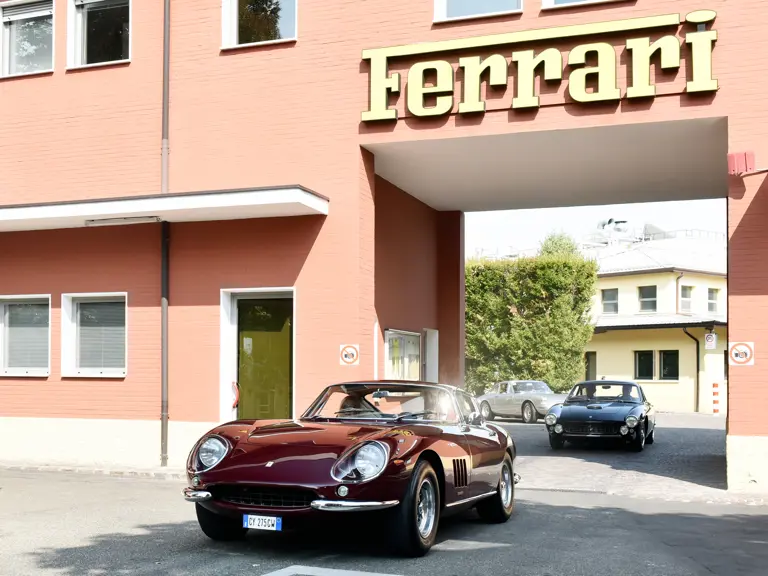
[219,287,296,423]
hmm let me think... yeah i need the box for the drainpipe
[683,328,700,413]
[160,0,171,467]
[675,272,684,314]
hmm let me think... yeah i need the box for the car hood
[559,402,635,421]
[196,419,432,485]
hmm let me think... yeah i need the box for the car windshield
[516,381,553,394]
[566,383,642,404]
[302,383,459,422]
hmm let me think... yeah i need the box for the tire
[476,453,515,523]
[389,459,441,557]
[629,423,646,452]
[522,402,538,424]
[481,402,495,421]
[195,503,248,541]
[549,434,565,450]
[646,426,655,445]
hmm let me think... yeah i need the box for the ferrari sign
[728,342,755,366]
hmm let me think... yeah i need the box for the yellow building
[585,235,727,414]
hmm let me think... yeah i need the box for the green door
[236,298,293,420]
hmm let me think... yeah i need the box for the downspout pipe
[683,328,700,413]
[160,0,171,467]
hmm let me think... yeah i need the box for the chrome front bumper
[183,488,212,502]
[310,499,400,512]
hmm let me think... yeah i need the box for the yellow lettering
[684,10,718,93]
[458,55,508,114]
[512,48,563,109]
[407,60,455,117]
[362,51,400,122]
[567,42,621,103]
[626,36,681,99]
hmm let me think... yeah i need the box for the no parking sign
[704,333,717,350]
[729,342,755,366]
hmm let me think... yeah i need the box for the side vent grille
[452,458,468,488]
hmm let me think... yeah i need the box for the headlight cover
[331,441,389,483]
[625,415,639,429]
[545,413,557,426]
[196,436,229,471]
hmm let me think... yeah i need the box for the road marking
[260,566,403,576]
[433,539,511,551]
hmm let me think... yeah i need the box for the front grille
[211,484,316,508]
[564,422,620,435]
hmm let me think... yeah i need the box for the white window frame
[61,292,128,378]
[680,285,694,313]
[67,0,132,70]
[0,294,51,377]
[541,0,627,11]
[434,0,523,24]
[384,329,422,381]
[601,288,619,315]
[638,285,657,313]
[0,0,56,79]
[221,0,298,51]
[708,288,720,313]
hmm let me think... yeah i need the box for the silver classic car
[477,380,567,424]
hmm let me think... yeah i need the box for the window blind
[77,301,126,370]
[6,302,49,369]
[2,1,53,20]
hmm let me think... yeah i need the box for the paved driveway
[498,412,756,504]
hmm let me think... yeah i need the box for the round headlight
[198,437,228,470]
[545,413,557,426]
[625,415,639,429]
[354,442,388,480]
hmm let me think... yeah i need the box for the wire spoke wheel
[416,478,436,539]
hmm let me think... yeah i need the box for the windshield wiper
[334,408,379,416]
[394,410,437,421]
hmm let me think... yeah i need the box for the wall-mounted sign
[361,10,718,122]
[340,344,360,366]
[728,342,754,366]
[705,332,717,350]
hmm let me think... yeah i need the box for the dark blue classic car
[543,380,656,452]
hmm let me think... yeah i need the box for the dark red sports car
[183,380,520,556]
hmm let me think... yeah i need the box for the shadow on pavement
[28,499,768,576]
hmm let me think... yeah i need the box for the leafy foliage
[239,0,282,43]
[538,232,580,257]
[465,235,598,395]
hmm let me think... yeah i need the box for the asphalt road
[2,413,767,576]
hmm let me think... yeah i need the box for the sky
[464,198,727,259]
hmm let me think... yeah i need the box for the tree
[239,0,282,43]
[538,232,580,257]
[465,236,598,395]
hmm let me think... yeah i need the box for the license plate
[243,514,282,531]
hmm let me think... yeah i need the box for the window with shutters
[0,296,51,377]
[0,0,54,77]
[67,0,130,68]
[221,0,297,49]
[62,292,127,377]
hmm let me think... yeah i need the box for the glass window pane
[660,351,679,380]
[635,351,653,380]
[603,302,618,314]
[77,301,126,369]
[238,0,296,44]
[84,1,130,65]
[638,286,656,300]
[446,0,521,18]
[681,286,693,298]
[5,303,49,369]
[640,300,657,312]
[709,302,718,313]
[6,15,53,74]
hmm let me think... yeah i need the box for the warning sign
[340,344,360,366]
[705,333,718,350]
[729,342,755,366]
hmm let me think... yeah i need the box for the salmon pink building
[0,0,766,491]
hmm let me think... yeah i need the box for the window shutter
[6,303,49,369]
[77,301,126,370]
[1,1,53,20]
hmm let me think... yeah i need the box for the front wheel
[481,402,495,421]
[522,402,538,424]
[646,427,655,445]
[389,459,441,557]
[195,503,248,541]
[629,424,646,452]
[549,434,565,450]
[476,453,515,523]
